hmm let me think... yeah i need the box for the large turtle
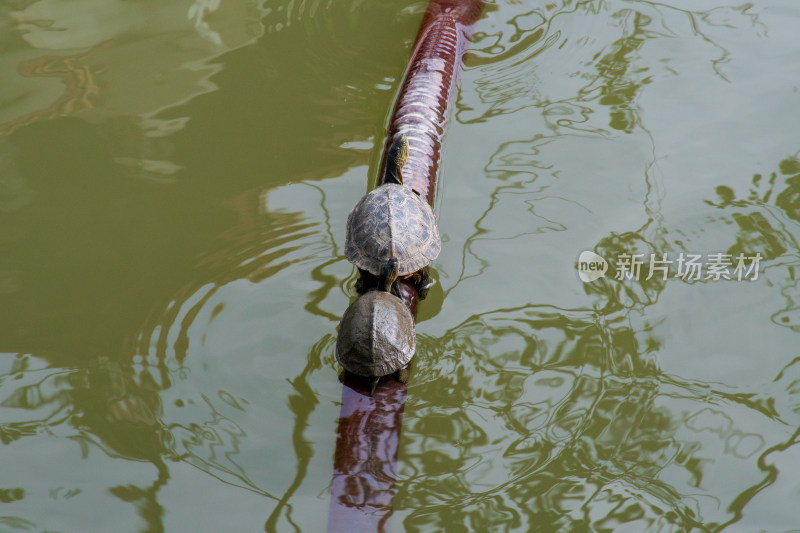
[336,258,415,395]
[345,134,440,298]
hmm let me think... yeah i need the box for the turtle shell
[335,290,416,377]
[345,183,441,276]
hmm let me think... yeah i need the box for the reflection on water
[401,307,685,530]
[2,0,800,531]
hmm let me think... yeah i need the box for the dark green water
[2,0,800,531]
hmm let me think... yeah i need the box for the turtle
[345,133,440,299]
[336,258,415,395]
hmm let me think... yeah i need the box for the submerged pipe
[328,1,484,532]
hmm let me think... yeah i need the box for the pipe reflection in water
[327,380,407,533]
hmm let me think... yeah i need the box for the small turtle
[345,134,440,299]
[336,258,414,395]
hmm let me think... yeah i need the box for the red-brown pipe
[382,0,483,206]
[326,379,408,533]
[329,1,484,532]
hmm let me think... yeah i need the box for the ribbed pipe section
[381,1,482,207]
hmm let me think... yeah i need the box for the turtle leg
[416,266,431,300]
[355,269,375,295]
[354,273,364,294]
[340,370,382,397]
[369,376,381,396]
[395,365,411,384]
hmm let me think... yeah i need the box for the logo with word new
[575,250,763,283]
[577,251,608,282]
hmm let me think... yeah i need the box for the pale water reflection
[2,0,800,532]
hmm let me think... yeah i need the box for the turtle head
[383,134,409,185]
[379,258,400,292]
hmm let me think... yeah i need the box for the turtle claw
[369,376,381,396]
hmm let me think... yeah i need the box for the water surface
[2,0,800,531]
